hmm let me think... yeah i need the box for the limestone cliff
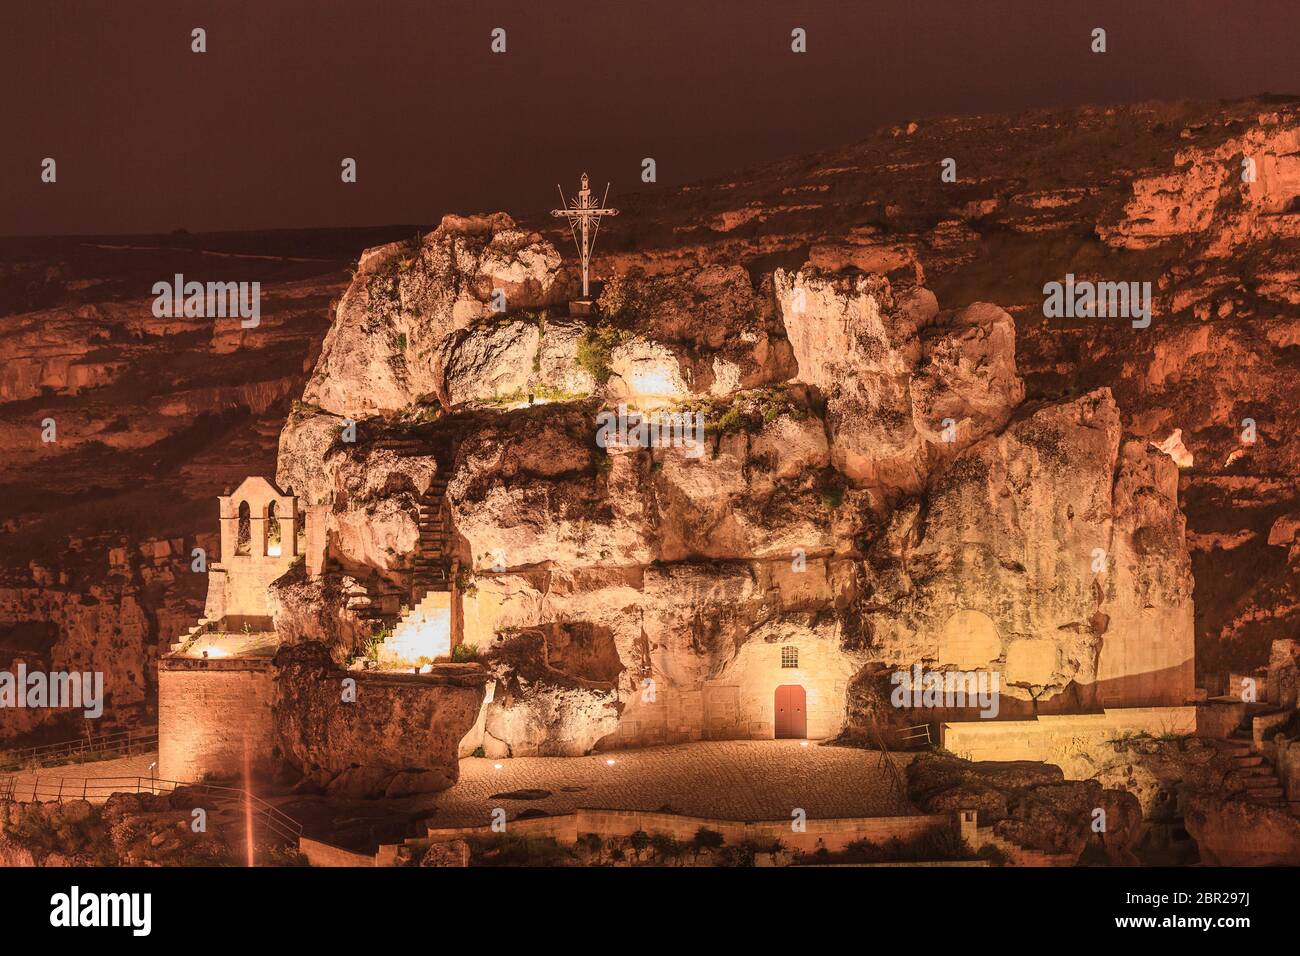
[271,206,1197,754]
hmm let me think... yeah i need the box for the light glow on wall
[629,363,678,399]
[384,601,452,664]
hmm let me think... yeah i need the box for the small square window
[781,647,799,669]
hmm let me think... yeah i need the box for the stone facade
[603,635,855,748]
[203,476,303,629]
[157,657,277,782]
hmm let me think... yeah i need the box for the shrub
[531,383,588,402]
[452,643,479,663]
[718,842,758,867]
[691,827,725,855]
[576,325,628,385]
[977,843,1010,866]
[596,274,645,322]
[396,234,423,270]
[468,834,572,867]
[650,832,683,863]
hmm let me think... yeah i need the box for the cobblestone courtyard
[419,740,916,827]
[10,742,916,830]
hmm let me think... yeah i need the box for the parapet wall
[940,706,1197,777]
[362,808,953,866]
[158,657,276,782]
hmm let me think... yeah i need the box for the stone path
[3,751,161,803]
[418,740,916,827]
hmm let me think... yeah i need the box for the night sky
[2,0,1297,236]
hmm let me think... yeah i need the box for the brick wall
[158,658,276,781]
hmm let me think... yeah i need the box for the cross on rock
[551,173,618,301]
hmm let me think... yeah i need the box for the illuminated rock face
[382,591,452,665]
[1100,117,1300,255]
[938,611,1002,671]
[302,213,568,421]
[263,208,1198,754]
[860,388,1194,709]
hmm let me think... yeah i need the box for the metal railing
[869,724,912,813]
[0,775,302,845]
[0,727,158,772]
[896,724,933,748]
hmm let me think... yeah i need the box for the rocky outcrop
[1100,113,1300,255]
[1184,791,1300,865]
[0,789,287,866]
[775,269,936,494]
[302,214,568,419]
[906,752,1142,864]
[271,643,486,797]
[266,563,372,663]
[0,536,209,741]
[267,176,1197,751]
[1089,735,1237,819]
[857,387,1193,708]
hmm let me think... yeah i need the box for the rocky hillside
[0,229,413,742]
[3,96,1299,745]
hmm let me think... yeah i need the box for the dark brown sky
[2,0,1297,236]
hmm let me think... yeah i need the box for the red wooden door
[774,685,807,739]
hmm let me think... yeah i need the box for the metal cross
[550,173,618,300]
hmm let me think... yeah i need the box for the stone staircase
[1222,724,1297,814]
[412,475,454,602]
[363,430,457,607]
[359,432,459,664]
[169,618,211,654]
[337,567,406,629]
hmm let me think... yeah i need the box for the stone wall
[300,837,376,867]
[382,808,952,864]
[157,657,276,781]
[1196,699,1246,739]
[1274,735,1300,800]
[939,706,1197,778]
[601,636,854,748]
[273,642,486,796]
